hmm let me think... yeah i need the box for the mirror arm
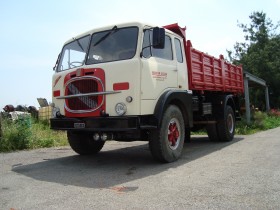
[53,53,61,71]
[140,45,153,58]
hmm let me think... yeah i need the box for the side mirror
[152,27,165,49]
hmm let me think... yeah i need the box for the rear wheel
[206,124,219,141]
[217,105,235,142]
[206,105,235,142]
[67,131,105,155]
[149,105,185,162]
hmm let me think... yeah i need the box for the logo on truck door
[152,71,167,81]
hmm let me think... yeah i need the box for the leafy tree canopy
[228,11,280,108]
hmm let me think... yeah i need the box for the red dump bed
[164,23,244,94]
[186,41,244,93]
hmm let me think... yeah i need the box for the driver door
[141,30,178,100]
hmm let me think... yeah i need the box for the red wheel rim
[167,118,180,150]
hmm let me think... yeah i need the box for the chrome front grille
[65,77,103,112]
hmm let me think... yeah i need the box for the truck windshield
[57,35,90,71]
[86,27,138,64]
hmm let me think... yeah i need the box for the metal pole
[265,86,270,112]
[244,77,251,124]
[0,113,2,138]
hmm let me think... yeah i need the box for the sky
[0,0,279,110]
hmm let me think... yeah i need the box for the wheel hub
[227,113,234,134]
[168,119,180,150]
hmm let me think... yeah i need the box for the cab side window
[143,30,173,60]
[174,38,183,63]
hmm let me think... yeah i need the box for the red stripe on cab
[53,90,60,97]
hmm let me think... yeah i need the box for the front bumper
[50,115,157,132]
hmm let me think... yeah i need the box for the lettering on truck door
[141,30,178,100]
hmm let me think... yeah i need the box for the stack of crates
[38,106,53,121]
[37,98,52,121]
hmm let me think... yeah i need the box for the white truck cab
[52,22,189,117]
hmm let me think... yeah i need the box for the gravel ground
[1,127,280,209]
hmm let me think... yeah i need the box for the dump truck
[50,22,244,162]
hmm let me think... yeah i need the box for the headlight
[115,103,127,116]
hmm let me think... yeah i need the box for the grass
[0,117,67,152]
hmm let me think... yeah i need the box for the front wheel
[149,105,185,162]
[67,131,105,155]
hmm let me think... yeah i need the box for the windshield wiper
[93,25,118,46]
[72,37,85,52]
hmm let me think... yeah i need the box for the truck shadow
[12,136,243,189]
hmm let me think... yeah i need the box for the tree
[228,11,280,108]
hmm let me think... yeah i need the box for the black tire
[149,105,185,163]
[67,131,105,155]
[217,105,235,142]
[185,128,191,143]
[206,124,220,142]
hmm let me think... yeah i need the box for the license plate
[74,123,85,129]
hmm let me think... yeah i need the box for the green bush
[0,118,31,151]
[0,117,67,152]
[235,119,259,135]
[252,111,267,129]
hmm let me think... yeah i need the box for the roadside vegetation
[0,117,67,152]
[1,110,280,153]
[235,109,280,135]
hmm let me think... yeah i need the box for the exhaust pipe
[93,133,100,141]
